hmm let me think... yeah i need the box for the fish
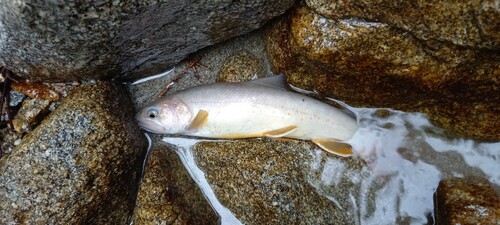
[135,75,358,157]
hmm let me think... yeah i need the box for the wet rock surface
[132,142,218,225]
[217,51,266,82]
[0,0,294,81]
[434,178,499,225]
[0,82,147,224]
[265,5,500,141]
[305,0,500,49]
[193,139,364,225]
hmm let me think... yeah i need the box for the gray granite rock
[0,81,147,224]
[0,0,294,82]
[194,139,366,225]
[132,142,219,225]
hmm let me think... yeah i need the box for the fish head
[135,98,191,134]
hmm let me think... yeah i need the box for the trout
[135,75,358,157]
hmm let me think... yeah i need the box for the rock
[305,0,500,49]
[12,98,51,133]
[0,0,295,82]
[132,143,219,225]
[265,5,500,141]
[434,178,499,225]
[217,51,266,82]
[11,80,60,102]
[194,139,365,225]
[0,81,147,224]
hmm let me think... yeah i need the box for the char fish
[135,75,358,157]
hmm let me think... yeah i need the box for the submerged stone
[434,178,499,225]
[0,82,147,224]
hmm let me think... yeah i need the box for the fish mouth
[136,119,166,134]
[135,112,166,134]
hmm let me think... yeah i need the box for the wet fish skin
[135,76,358,156]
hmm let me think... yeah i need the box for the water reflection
[323,107,499,225]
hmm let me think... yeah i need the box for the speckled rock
[305,0,500,49]
[0,81,147,224]
[132,143,218,225]
[434,178,499,225]
[194,139,366,225]
[265,6,500,141]
[217,51,266,82]
[0,0,295,82]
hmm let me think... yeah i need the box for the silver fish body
[136,76,358,156]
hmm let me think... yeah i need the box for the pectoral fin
[312,138,353,157]
[263,125,298,138]
[186,110,209,131]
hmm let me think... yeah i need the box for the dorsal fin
[246,74,289,90]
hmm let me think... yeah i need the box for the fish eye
[146,107,159,119]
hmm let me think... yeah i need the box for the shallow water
[343,107,499,224]
[160,103,499,225]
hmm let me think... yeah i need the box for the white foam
[161,137,243,225]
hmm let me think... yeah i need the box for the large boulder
[0,0,295,81]
[0,82,147,224]
[265,5,500,141]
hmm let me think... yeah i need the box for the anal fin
[186,110,209,131]
[312,138,353,157]
[263,125,297,138]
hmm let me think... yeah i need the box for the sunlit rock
[265,5,500,141]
